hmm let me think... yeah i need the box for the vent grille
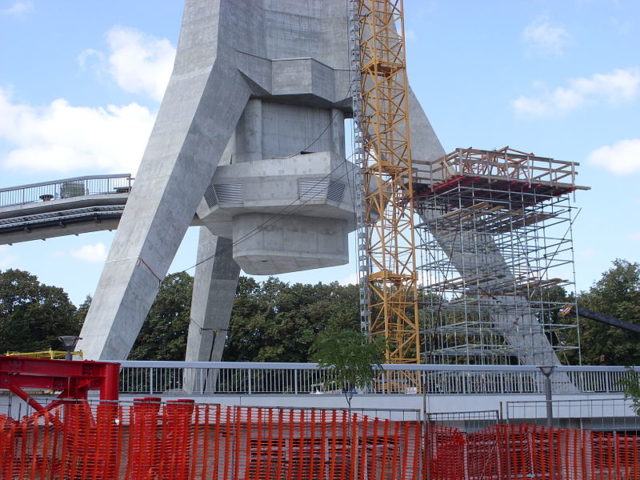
[214,183,244,206]
[298,178,329,201]
[328,181,345,203]
[204,184,218,208]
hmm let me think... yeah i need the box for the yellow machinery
[353,0,421,364]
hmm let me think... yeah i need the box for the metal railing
[506,398,640,429]
[0,174,133,208]
[117,361,638,396]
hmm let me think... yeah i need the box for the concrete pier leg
[77,0,252,360]
[183,228,239,393]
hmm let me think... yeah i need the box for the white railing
[0,174,133,208]
[117,362,638,396]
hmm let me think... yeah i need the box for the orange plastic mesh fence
[0,402,422,480]
[2,403,640,479]
[426,423,640,480]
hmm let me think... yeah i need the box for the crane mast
[350,0,421,364]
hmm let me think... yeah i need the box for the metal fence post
[538,366,555,426]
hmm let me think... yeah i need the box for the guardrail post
[150,367,154,395]
[248,369,253,395]
[294,369,298,395]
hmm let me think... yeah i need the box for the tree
[128,272,194,360]
[577,259,640,365]
[0,269,78,354]
[73,295,92,328]
[223,278,360,362]
[310,328,385,408]
[619,367,640,415]
[119,274,360,362]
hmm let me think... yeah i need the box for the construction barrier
[2,401,640,479]
[427,422,640,479]
[0,401,422,479]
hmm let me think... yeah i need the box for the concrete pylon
[79,0,359,360]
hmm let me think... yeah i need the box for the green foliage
[0,268,78,353]
[310,328,385,408]
[223,277,359,362]
[128,272,194,360]
[577,259,640,365]
[619,367,640,415]
[73,295,92,328]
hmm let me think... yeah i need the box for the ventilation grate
[204,184,218,208]
[214,183,244,206]
[298,178,329,201]
[328,181,345,203]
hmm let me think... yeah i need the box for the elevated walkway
[0,174,132,244]
[0,173,206,244]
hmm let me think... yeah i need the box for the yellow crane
[352,0,421,364]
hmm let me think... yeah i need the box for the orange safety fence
[427,422,640,480]
[2,401,640,479]
[0,401,422,480]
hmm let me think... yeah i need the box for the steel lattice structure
[352,0,421,364]
[415,147,588,365]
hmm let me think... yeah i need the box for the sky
[0,0,639,306]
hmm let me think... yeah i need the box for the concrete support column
[184,228,240,393]
[77,0,253,360]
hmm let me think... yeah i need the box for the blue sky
[0,0,639,306]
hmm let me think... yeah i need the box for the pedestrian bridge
[0,174,133,244]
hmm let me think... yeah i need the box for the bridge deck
[0,174,200,244]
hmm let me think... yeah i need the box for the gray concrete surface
[79,0,357,361]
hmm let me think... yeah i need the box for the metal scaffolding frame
[415,147,588,365]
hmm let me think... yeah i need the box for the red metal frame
[0,355,120,413]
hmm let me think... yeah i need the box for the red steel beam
[0,356,120,412]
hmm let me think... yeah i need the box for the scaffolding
[415,147,589,365]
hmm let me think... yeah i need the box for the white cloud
[0,88,155,174]
[588,139,640,175]
[0,1,33,15]
[522,17,569,56]
[80,26,175,102]
[512,67,640,117]
[67,243,108,263]
[77,48,105,70]
[629,232,640,242]
[0,26,174,176]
